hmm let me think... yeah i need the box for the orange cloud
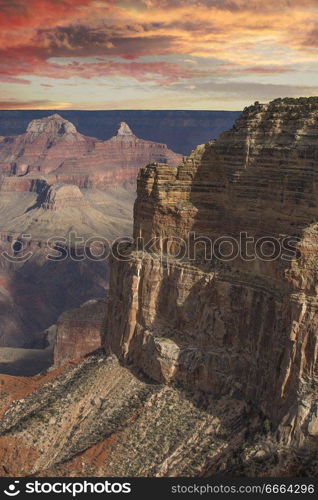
[0,99,71,109]
[0,0,317,108]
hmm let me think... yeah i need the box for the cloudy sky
[1,0,318,110]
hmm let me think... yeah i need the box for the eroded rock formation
[41,184,87,211]
[0,110,240,154]
[54,300,105,367]
[0,115,160,350]
[0,114,182,190]
[0,114,92,177]
[105,98,318,449]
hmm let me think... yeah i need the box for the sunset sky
[1,0,318,110]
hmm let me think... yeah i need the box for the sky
[0,0,318,110]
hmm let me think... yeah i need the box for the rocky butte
[106,97,318,446]
[0,98,317,477]
[0,114,182,189]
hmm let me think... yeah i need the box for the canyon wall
[105,98,318,447]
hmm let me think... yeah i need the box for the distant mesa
[26,113,78,136]
[0,114,183,190]
[41,183,86,211]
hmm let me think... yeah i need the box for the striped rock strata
[106,98,318,450]
[0,115,182,190]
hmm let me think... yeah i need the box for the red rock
[0,115,182,190]
[0,115,170,351]
[0,114,94,176]
[1,99,318,478]
[53,299,105,367]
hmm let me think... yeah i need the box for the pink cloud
[0,0,316,91]
[0,75,31,84]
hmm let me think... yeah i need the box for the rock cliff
[53,299,105,367]
[0,114,181,351]
[0,114,92,176]
[50,119,182,189]
[106,98,318,450]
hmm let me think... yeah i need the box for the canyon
[0,113,182,358]
[0,97,317,477]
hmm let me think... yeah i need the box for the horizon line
[0,108,243,112]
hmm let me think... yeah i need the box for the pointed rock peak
[50,113,64,120]
[116,122,134,136]
[26,114,77,135]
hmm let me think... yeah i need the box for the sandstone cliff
[106,97,318,451]
[54,299,105,367]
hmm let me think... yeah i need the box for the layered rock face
[1,99,317,478]
[51,120,182,189]
[106,98,318,448]
[0,114,93,176]
[0,114,182,190]
[54,300,105,367]
[41,184,87,211]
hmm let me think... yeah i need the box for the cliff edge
[106,98,318,450]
